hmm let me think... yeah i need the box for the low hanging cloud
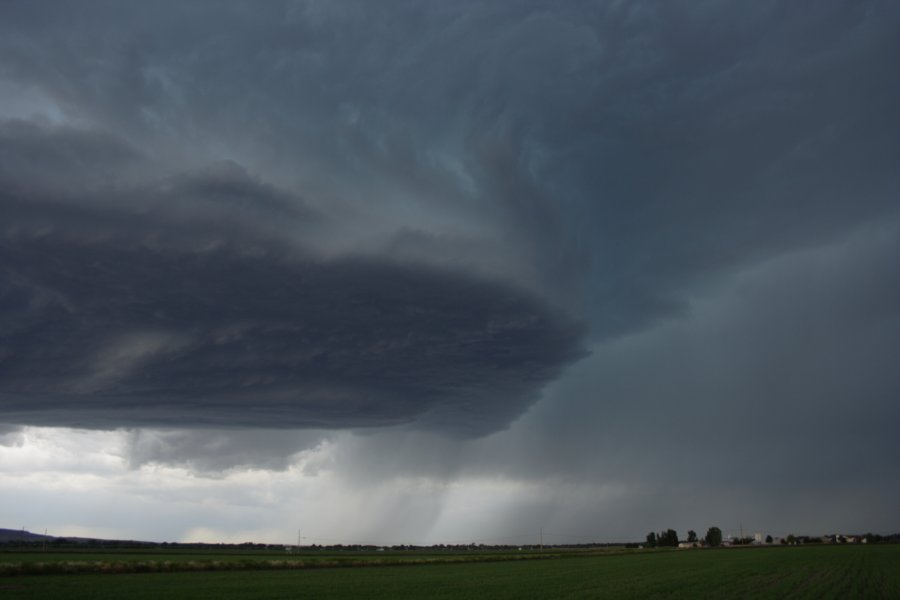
[0,111,587,437]
[0,140,586,435]
[0,235,584,435]
[124,428,332,473]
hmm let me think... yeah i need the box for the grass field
[0,546,596,575]
[1,544,897,599]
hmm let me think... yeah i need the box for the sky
[1,0,898,545]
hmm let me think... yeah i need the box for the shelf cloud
[0,149,585,434]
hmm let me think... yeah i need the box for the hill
[0,528,54,542]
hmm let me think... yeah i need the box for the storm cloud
[0,171,584,434]
[2,0,899,541]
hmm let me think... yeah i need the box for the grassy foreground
[1,545,897,599]
[0,547,592,576]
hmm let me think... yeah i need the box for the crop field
[0,546,610,575]
[1,544,897,599]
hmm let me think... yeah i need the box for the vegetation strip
[1,545,897,600]
[0,550,605,577]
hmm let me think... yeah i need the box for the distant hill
[0,528,55,542]
[0,528,158,546]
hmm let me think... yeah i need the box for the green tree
[765,534,773,544]
[687,530,697,543]
[658,529,679,547]
[645,532,657,548]
[705,527,722,547]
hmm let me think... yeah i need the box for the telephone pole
[540,528,543,551]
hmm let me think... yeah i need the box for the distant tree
[705,527,722,547]
[786,534,796,545]
[658,529,679,547]
[687,530,697,543]
[646,532,657,548]
[765,535,773,544]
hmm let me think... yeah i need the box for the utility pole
[540,528,543,552]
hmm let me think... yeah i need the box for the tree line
[645,527,722,548]
[645,529,894,548]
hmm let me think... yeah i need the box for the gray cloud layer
[1,1,899,533]
[3,1,898,325]
[0,137,584,433]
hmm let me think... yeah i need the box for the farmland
[1,544,897,599]
[0,546,593,576]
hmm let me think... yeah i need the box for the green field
[0,546,593,575]
[1,545,897,599]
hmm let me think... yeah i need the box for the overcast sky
[1,0,898,545]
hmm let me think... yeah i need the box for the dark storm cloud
[0,220,583,434]
[1,3,603,436]
[323,222,900,533]
[0,123,585,435]
[564,1,900,336]
[0,120,143,192]
[498,223,900,485]
[3,1,898,335]
[1,0,899,509]
[124,428,330,472]
[0,121,320,243]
